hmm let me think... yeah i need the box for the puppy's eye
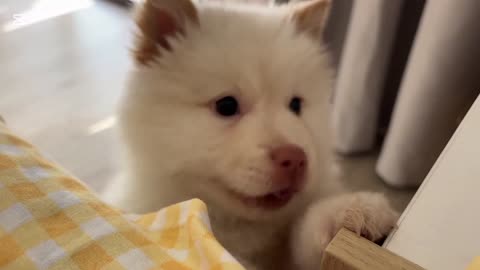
[289,97,303,115]
[215,96,239,117]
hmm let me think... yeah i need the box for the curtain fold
[330,0,480,187]
[331,0,405,154]
[376,0,480,187]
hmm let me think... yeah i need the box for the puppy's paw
[292,192,399,269]
[330,192,399,243]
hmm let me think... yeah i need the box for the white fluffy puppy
[104,0,398,269]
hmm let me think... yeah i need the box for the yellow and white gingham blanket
[0,120,245,270]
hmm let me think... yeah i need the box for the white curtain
[328,0,480,187]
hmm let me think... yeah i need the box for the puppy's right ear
[133,0,199,65]
[291,0,331,39]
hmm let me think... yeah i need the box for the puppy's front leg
[291,192,399,270]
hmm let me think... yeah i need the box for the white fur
[103,1,398,269]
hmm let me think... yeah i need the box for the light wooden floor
[0,0,415,210]
[0,0,132,192]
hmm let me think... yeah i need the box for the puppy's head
[121,0,333,220]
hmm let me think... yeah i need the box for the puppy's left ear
[291,0,331,38]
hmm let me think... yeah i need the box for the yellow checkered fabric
[467,257,480,270]
[0,121,245,270]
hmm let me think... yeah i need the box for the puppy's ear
[134,0,198,65]
[291,0,331,39]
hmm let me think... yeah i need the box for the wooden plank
[321,228,425,270]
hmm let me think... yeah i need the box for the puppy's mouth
[229,187,299,210]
